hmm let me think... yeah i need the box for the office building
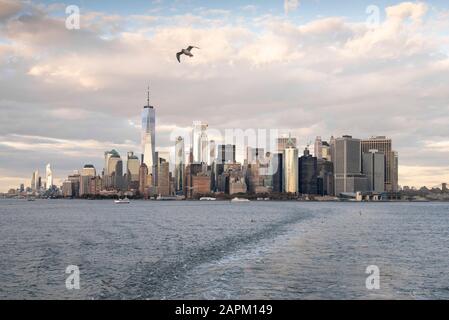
[283,138,299,193]
[362,150,385,193]
[217,144,236,164]
[361,136,398,192]
[142,87,156,173]
[175,136,185,193]
[333,135,368,195]
[46,164,53,189]
[299,147,318,195]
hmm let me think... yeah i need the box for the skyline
[1,0,449,191]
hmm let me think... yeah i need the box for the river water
[0,200,448,300]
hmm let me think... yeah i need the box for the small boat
[231,197,250,203]
[200,197,216,201]
[27,198,36,202]
[114,198,130,204]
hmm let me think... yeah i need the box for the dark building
[217,144,236,164]
[317,159,334,196]
[299,147,318,195]
[272,153,283,193]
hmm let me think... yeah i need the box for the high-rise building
[322,141,331,161]
[333,135,368,195]
[299,147,318,195]
[31,170,39,191]
[277,136,297,153]
[209,140,216,165]
[46,164,53,189]
[283,138,299,193]
[157,160,171,196]
[217,144,236,164]
[81,164,96,177]
[142,87,156,173]
[272,153,283,193]
[127,152,140,190]
[192,121,208,164]
[317,159,334,196]
[80,164,96,196]
[314,136,323,160]
[175,136,185,193]
[246,147,265,165]
[362,150,385,193]
[361,136,398,192]
[139,163,149,196]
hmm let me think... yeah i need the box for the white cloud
[284,0,300,15]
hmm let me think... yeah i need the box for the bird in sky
[176,46,200,63]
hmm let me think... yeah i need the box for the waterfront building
[283,138,299,194]
[333,135,368,195]
[157,160,171,197]
[272,153,283,193]
[127,152,140,190]
[175,136,185,193]
[142,87,156,173]
[138,163,149,196]
[361,136,398,192]
[362,150,385,193]
[192,121,208,164]
[317,159,334,196]
[46,164,53,189]
[299,147,318,195]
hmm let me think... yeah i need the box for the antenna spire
[147,85,150,107]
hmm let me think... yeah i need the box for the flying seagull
[176,46,200,63]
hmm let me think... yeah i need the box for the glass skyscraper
[142,88,156,173]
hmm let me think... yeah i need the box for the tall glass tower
[142,87,156,174]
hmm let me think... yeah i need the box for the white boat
[200,197,216,201]
[231,197,250,203]
[114,198,130,204]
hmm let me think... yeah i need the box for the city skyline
[1,0,449,191]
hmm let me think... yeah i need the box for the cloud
[0,0,22,22]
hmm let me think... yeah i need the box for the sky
[1,0,449,191]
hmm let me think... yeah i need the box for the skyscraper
[46,164,53,189]
[361,136,398,192]
[192,121,208,164]
[277,136,297,153]
[209,140,216,165]
[217,144,236,164]
[299,147,318,195]
[246,147,265,165]
[127,152,140,190]
[283,138,299,194]
[314,136,323,160]
[142,86,156,173]
[31,170,39,191]
[175,136,185,193]
[362,150,385,193]
[333,135,368,195]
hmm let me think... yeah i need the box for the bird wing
[176,52,182,63]
[187,46,200,52]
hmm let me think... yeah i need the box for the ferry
[114,198,130,204]
[200,197,217,201]
[231,197,250,203]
